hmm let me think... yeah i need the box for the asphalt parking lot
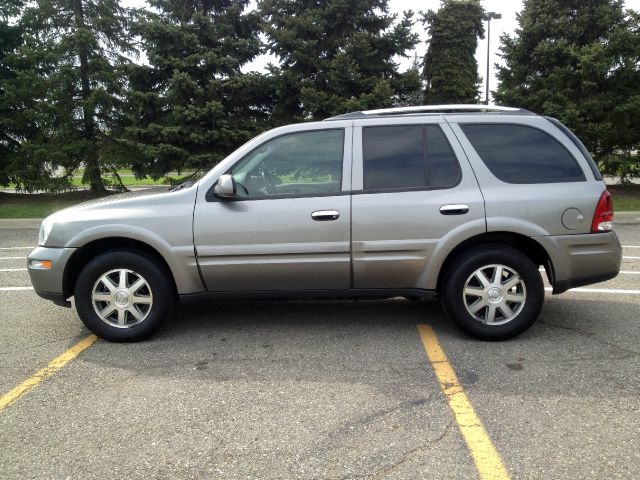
[1,216,639,479]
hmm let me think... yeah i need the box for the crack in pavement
[0,334,88,356]
[368,420,455,479]
[540,320,640,357]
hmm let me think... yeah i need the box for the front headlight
[38,220,53,246]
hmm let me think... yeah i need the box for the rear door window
[362,125,461,190]
[460,123,585,183]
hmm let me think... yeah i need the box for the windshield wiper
[169,179,194,192]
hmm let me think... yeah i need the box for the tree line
[1,0,639,193]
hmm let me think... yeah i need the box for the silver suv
[28,105,622,342]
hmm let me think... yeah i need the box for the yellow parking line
[0,334,97,412]
[417,325,510,480]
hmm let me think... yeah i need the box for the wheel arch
[435,232,553,295]
[62,237,178,299]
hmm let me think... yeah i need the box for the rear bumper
[534,232,622,294]
[27,246,76,303]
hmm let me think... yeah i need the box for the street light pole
[484,12,501,105]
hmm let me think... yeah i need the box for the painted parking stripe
[417,325,510,480]
[623,246,640,249]
[0,335,97,412]
[537,267,640,276]
[0,268,27,272]
[623,256,640,260]
[0,256,26,260]
[0,287,33,291]
[545,287,640,295]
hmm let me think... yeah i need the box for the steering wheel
[260,169,276,194]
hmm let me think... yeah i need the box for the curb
[614,212,640,225]
[0,219,43,228]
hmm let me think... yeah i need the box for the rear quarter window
[460,123,586,184]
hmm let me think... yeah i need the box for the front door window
[230,129,344,198]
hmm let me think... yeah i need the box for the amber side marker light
[591,190,614,233]
[29,259,52,270]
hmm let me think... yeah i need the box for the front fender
[65,224,203,295]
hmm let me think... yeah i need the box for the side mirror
[213,174,236,199]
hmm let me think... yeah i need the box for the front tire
[74,250,176,342]
[443,245,544,340]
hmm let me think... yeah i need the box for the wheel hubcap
[114,291,130,307]
[487,287,503,303]
[91,269,153,328]
[463,264,526,325]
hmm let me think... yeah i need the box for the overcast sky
[123,0,640,102]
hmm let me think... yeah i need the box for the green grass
[70,176,166,187]
[4,169,195,189]
[614,195,640,211]
[72,168,194,187]
[609,185,640,211]
[7,176,167,189]
[0,201,76,219]
[0,191,109,219]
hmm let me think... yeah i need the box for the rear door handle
[440,204,469,215]
[312,210,340,221]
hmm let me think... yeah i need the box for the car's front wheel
[74,250,176,342]
[443,245,544,340]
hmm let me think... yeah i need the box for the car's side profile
[28,105,622,342]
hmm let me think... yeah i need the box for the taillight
[591,190,613,232]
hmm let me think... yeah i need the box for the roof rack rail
[325,104,533,121]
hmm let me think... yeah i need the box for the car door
[351,117,486,290]
[193,127,352,292]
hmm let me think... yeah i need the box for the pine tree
[0,0,24,186]
[495,0,640,162]
[395,54,424,107]
[422,0,485,104]
[6,0,135,193]
[260,0,420,122]
[124,0,269,179]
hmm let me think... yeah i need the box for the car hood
[47,187,179,221]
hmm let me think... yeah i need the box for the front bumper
[27,246,77,306]
[534,232,622,294]
[34,291,71,307]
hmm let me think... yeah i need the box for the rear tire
[74,250,176,342]
[443,245,544,340]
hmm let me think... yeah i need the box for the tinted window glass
[363,125,460,190]
[545,117,602,180]
[461,124,585,183]
[426,125,461,188]
[363,126,425,189]
[231,129,344,197]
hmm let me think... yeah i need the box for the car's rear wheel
[74,250,175,342]
[443,245,544,340]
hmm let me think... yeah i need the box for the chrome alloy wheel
[462,264,527,325]
[91,269,153,328]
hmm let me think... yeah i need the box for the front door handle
[312,210,340,221]
[440,204,469,215]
